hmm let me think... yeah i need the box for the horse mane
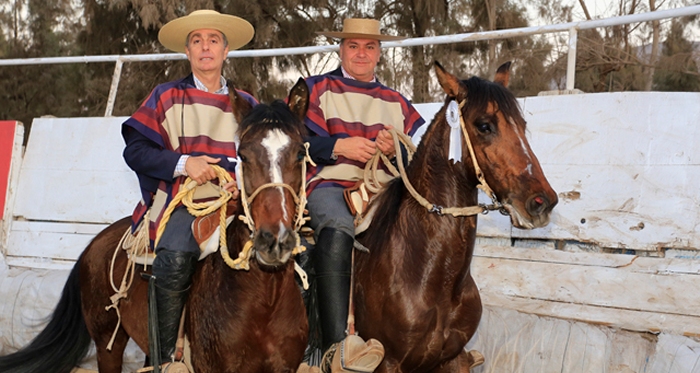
[238,100,308,138]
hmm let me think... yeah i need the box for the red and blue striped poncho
[304,72,425,194]
[122,74,258,248]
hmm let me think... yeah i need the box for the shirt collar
[341,66,377,83]
[193,74,228,95]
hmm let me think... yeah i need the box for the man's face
[185,29,229,77]
[338,38,381,82]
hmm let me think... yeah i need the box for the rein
[155,143,313,271]
[372,99,504,217]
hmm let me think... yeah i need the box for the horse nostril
[527,194,549,216]
[262,230,274,241]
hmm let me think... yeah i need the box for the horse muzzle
[504,192,558,229]
[253,227,297,267]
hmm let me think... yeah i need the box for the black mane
[238,100,307,138]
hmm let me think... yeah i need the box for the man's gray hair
[185,30,229,49]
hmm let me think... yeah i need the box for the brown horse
[305,62,558,372]
[0,79,312,373]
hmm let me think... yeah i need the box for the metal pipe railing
[1,5,699,115]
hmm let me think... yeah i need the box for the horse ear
[434,61,463,99]
[494,61,512,87]
[287,78,310,122]
[227,80,254,124]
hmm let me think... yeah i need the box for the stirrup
[321,335,385,373]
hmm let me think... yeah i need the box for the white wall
[1,91,699,372]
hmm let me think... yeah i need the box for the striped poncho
[304,71,425,194]
[122,74,258,248]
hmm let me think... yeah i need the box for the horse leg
[93,327,130,373]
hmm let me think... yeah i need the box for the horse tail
[0,258,92,373]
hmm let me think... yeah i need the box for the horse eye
[297,150,305,161]
[239,154,248,163]
[475,121,493,134]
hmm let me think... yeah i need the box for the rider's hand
[333,137,377,163]
[185,155,221,185]
[222,180,240,199]
[375,125,395,157]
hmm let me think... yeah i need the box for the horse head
[236,78,309,267]
[434,61,557,229]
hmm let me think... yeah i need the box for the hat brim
[159,13,254,53]
[316,31,405,41]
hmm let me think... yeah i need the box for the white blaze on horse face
[262,129,291,221]
[509,115,534,175]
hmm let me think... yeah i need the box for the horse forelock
[462,76,526,130]
[238,100,306,142]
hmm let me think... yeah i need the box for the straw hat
[316,18,404,41]
[158,10,254,53]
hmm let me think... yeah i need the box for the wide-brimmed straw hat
[158,10,254,53]
[316,18,405,41]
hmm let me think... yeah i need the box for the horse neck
[365,111,481,281]
[405,110,480,211]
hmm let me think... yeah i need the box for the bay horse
[306,62,558,373]
[0,79,312,373]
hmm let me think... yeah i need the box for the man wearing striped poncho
[121,10,257,371]
[303,18,425,373]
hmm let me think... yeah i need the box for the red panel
[0,121,17,220]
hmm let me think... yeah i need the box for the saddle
[191,198,238,256]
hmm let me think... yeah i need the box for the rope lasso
[153,164,262,270]
[363,130,416,194]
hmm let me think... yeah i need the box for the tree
[653,17,700,91]
[0,0,82,138]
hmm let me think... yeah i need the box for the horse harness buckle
[429,205,444,216]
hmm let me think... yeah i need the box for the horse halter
[232,141,314,269]
[391,98,506,217]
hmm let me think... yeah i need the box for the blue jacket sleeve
[122,126,181,183]
[304,134,338,165]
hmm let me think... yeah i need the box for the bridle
[228,133,314,271]
[371,98,507,217]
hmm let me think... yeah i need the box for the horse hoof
[467,350,485,368]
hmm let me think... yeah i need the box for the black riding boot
[151,249,199,362]
[314,228,353,352]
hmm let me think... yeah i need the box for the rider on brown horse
[302,18,426,372]
[121,9,257,370]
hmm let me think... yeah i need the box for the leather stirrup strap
[347,249,356,336]
[147,274,162,373]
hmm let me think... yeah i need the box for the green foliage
[653,18,700,91]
